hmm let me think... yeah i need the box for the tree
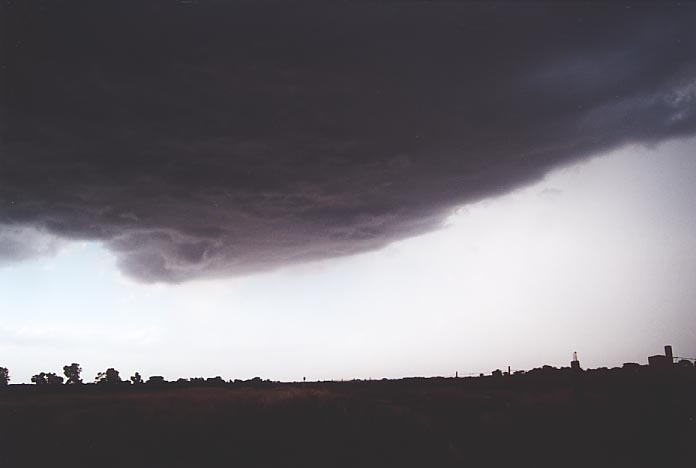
[31,373,45,385]
[130,372,143,384]
[31,372,64,385]
[0,367,9,386]
[47,373,64,385]
[206,376,225,386]
[31,373,46,385]
[63,363,83,385]
[147,375,166,384]
[95,368,122,385]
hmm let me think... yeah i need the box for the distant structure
[571,351,581,371]
[664,345,674,364]
[648,344,674,369]
[648,354,667,367]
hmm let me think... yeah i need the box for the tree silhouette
[47,373,64,385]
[31,373,46,385]
[130,372,143,384]
[31,372,64,385]
[63,363,83,385]
[147,375,166,384]
[0,367,9,386]
[95,368,122,385]
[206,376,225,386]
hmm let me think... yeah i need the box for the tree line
[0,364,149,386]
[0,364,268,387]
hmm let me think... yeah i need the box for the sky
[1,1,696,383]
[2,137,695,384]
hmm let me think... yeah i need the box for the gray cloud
[0,225,65,265]
[1,1,695,282]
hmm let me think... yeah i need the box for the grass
[1,373,695,467]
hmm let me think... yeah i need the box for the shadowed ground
[1,370,694,467]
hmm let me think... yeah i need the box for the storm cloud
[2,0,695,282]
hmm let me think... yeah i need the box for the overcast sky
[1,1,695,382]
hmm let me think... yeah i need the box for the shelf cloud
[2,1,695,282]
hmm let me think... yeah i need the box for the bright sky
[2,137,696,384]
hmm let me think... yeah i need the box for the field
[1,371,694,468]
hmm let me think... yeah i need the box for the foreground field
[1,373,694,468]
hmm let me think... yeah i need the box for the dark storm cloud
[1,0,695,282]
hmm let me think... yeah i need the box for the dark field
[1,371,695,468]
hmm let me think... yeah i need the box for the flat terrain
[1,371,694,468]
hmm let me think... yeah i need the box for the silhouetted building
[648,355,668,368]
[571,352,581,371]
[664,345,673,365]
[649,345,675,369]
